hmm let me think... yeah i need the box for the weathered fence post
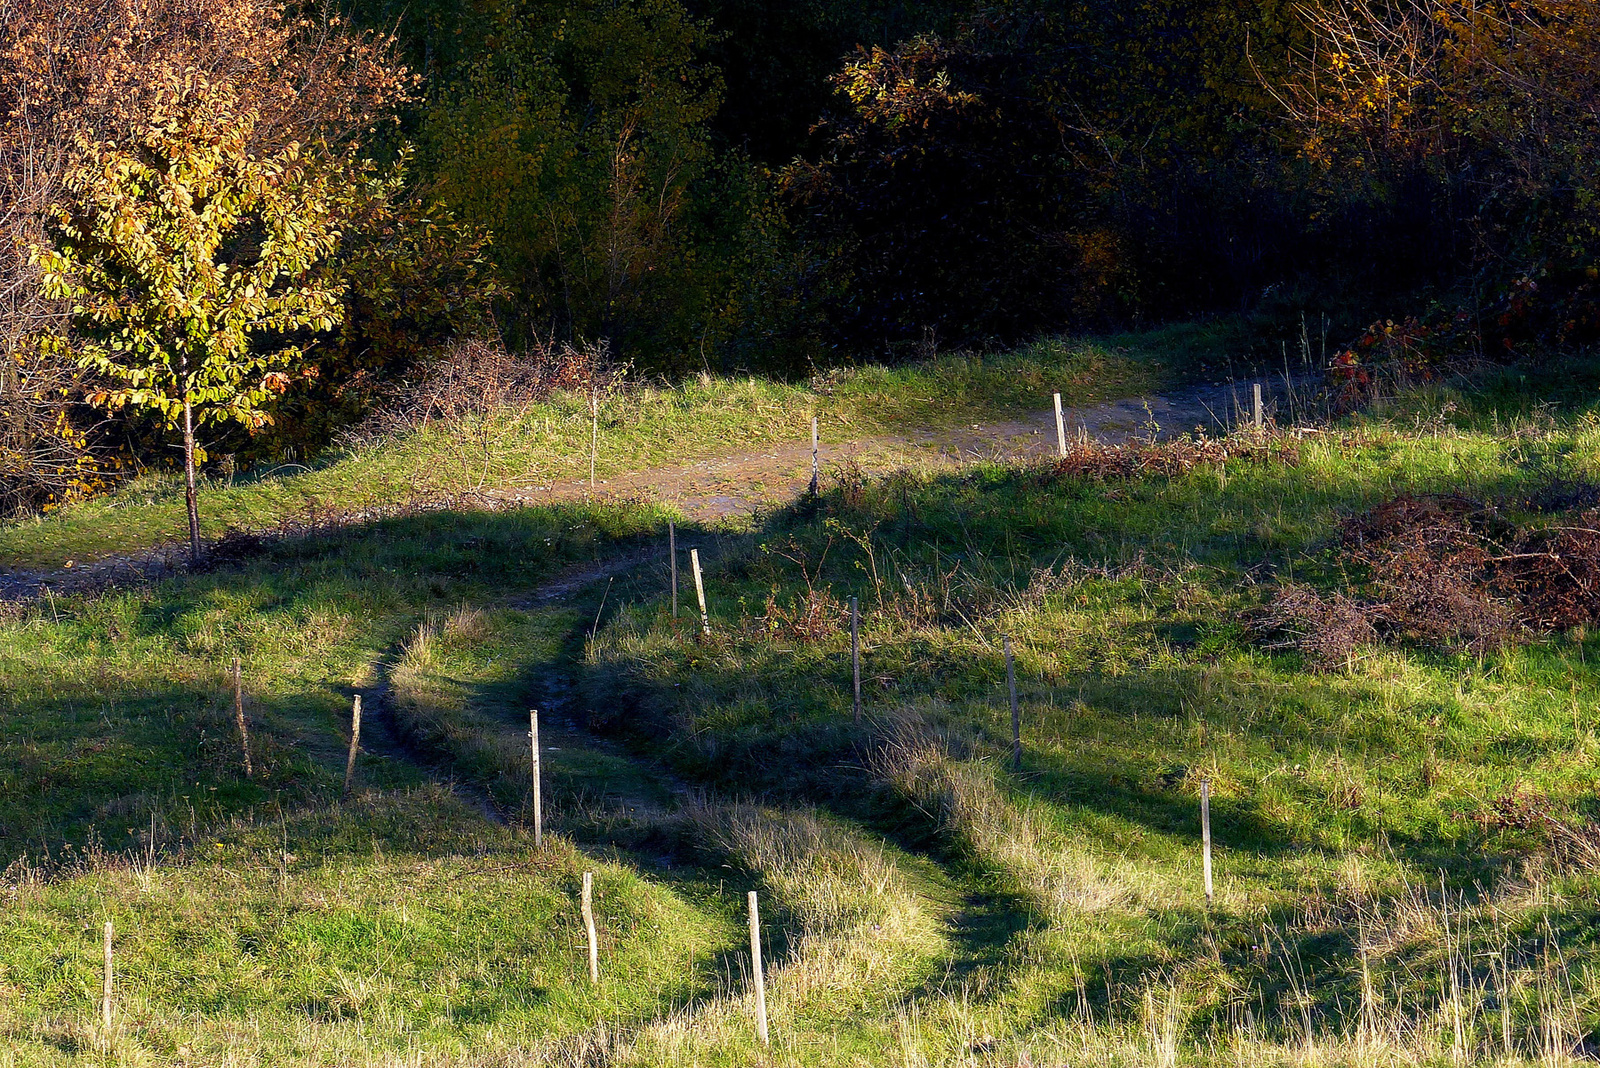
[1201,778,1214,905]
[590,391,600,489]
[851,596,861,724]
[810,414,820,497]
[102,920,114,1030]
[342,695,361,798]
[232,657,253,778]
[582,871,599,983]
[1054,392,1067,458]
[691,548,711,637]
[530,710,543,850]
[748,890,770,1046]
[1253,383,1263,433]
[669,521,678,619]
[1006,637,1020,771]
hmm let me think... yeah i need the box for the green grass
[10,339,1600,1064]
[1,792,741,1065]
[583,408,1600,1061]
[0,333,1179,569]
[0,497,677,861]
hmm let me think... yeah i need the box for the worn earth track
[513,540,1042,1043]
[353,640,511,825]
[0,377,1306,602]
[10,378,1194,1048]
[472,545,1024,1046]
[487,376,1304,523]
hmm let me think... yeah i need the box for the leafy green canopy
[37,77,344,434]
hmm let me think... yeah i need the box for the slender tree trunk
[182,395,200,563]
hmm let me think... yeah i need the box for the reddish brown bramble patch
[1260,489,1600,668]
[1044,432,1301,483]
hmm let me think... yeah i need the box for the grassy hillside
[0,332,1191,570]
[6,338,1600,1064]
[578,385,1600,1062]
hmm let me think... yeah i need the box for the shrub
[1259,490,1600,663]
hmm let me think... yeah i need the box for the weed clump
[1046,432,1300,483]
[755,587,848,641]
[1256,583,1378,671]
[1342,494,1522,654]
[354,335,615,440]
[1260,490,1600,664]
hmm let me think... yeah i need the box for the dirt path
[0,377,1306,600]
[355,640,511,825]
[487,377,1298,523]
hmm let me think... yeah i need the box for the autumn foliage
[1283,0,1600,359]
[4,0,1600,515]
[0,0,484,513]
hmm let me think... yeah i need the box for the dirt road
[490,378,1290,523]
[0,377,1303,599]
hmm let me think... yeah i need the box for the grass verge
[584,405,1600,1062]
[1,332,1184,569]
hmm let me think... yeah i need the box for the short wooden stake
[1006,637,1020,771]
[1201,779,1214,904]
[1054,392,1067,458]
[748,890,770,1046]
[669,521,679,619]
[809,414,820,496]
[690,548,711,637]
[530,710,543,850]
[232,657,253,778]
[851,596,861,724]
[342,695,361,798]
[1253,382,1263,433]
[581,871,599,983]
[589,392,600,490]
[102,919,113,1030]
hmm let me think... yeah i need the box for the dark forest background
[4,0,1598,508]
[357,0,1599,365]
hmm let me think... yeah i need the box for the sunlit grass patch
[0,333,1177,569]
[584,415,1600,1061]
[0,789,740,1064]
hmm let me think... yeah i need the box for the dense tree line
[2,0,1597,513]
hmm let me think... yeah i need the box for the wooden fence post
[748,890,770,1046]
[690,548,711,637]
[102,920,113,1030]
[851,596,861,724]
[1006,637,1020,771]
[1054,392,1067,458]
[669,521,678,619]
[810,414,820,496]
[342,695,361,798]
[232,657,253,778]
[530,710,543,850]
[1253,383,1263,433]
[1201,779,1214,905]
[582,871,599,983]
[590,391,600,490]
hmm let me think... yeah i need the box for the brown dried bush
[1256,583,1378,671]
[1261,490,1600,664]
[1346,500,1520,655]
[353,336,615,440]
[756,587,848,642]
[1496,520,1600,629]
[1046,432,1301,483]
[1343,492,1600,646]
[1470,786,1600,873]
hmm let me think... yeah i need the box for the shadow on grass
[0,497,702,865]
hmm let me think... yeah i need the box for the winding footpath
[0,377,1305,601]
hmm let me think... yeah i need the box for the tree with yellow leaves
[37,74,346,560]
